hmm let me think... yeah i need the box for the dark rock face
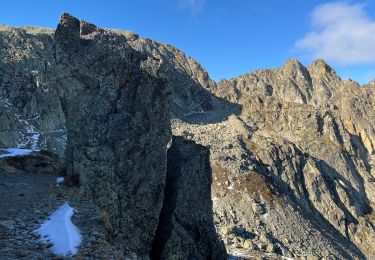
[113,28,241,123]
[0,26,66,157]
[152,136,226,259]
[55,14,171,254]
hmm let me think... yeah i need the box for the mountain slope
[0,14,374,259]
[174,58,375,258]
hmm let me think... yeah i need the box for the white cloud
[295,2,375,65]
[177,0,206,14]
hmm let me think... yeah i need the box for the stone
[0,25,66,159]
[151,136,227,259]
[266,244,275,253]
[222,225,235,236]
[307,255,320,260]
[0,220,15,230]
[243,239,254,250]
[0,226,6,240]
[55,13,171,254]
[259,233,268,243]
[16,249,30,257]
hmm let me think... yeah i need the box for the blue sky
[1,0,375,84]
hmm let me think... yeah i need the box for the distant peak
[59,13,79,25]
[281,58,309,77]
[307,59,335,75]
[283,58,303,67]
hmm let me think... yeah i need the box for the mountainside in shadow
[0,14,374,259]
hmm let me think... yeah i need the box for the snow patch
[0,97,40,149]
[56,177,65,184]
[56,177,65,185]
[35,202,82,256]
[0,148,35,158]
[259,193,270,219]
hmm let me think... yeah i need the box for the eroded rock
[55,13,171,254]
[151,136,226,259]
[0,25,66,157]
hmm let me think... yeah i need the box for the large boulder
[55,13,171,254]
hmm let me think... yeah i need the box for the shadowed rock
[0,25,65,157]
[151,136,227,259]
[55,13,171,254]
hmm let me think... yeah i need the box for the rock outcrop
[151,137,226,259]
[55,13,172,255]
[0,25,65,158]
[172,58,375,258]
[113,29,240,123]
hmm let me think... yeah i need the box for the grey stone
[0,25,66,158]
[55,13,171,255]
[0,220,15,230]
[151,136,227,259]
[243,240,254,250]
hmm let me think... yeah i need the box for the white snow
[1,97,40,149]
[35,202,82,256]
[19,118,40,149]
[0,148,35,158]
[56,177,65,185]
[259,193,270,219]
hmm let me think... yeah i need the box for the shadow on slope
[151,136,227,259]
[165,64,242,125]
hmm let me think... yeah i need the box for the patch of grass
[211,163,276,205]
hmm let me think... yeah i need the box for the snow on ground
[227,183,234,190]
[259,193,270,219]
[0,148,36,158]
[56,177,65,186]
[1,97,41,149]
[35,202,82,256]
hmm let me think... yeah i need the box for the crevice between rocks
[150,136,226,259]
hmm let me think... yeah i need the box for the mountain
[0,13,374,259]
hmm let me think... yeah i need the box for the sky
[1,0,375,84]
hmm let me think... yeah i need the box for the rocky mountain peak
[307,59,338,79]
[281,58,309,77]
[368,79,375,86]
[281,58,304,71]
[55,13,80,43]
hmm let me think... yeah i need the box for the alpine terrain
[0,13,374,259]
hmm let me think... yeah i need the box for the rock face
[55,14,171,254]
[172,58,375,258]
[0,25,66,158]
[113,29,240,123]
[151,137,226,259]
[1,13,375,259]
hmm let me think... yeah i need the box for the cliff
[0,14,374,259]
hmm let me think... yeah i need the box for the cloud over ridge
[295,1,375,65]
